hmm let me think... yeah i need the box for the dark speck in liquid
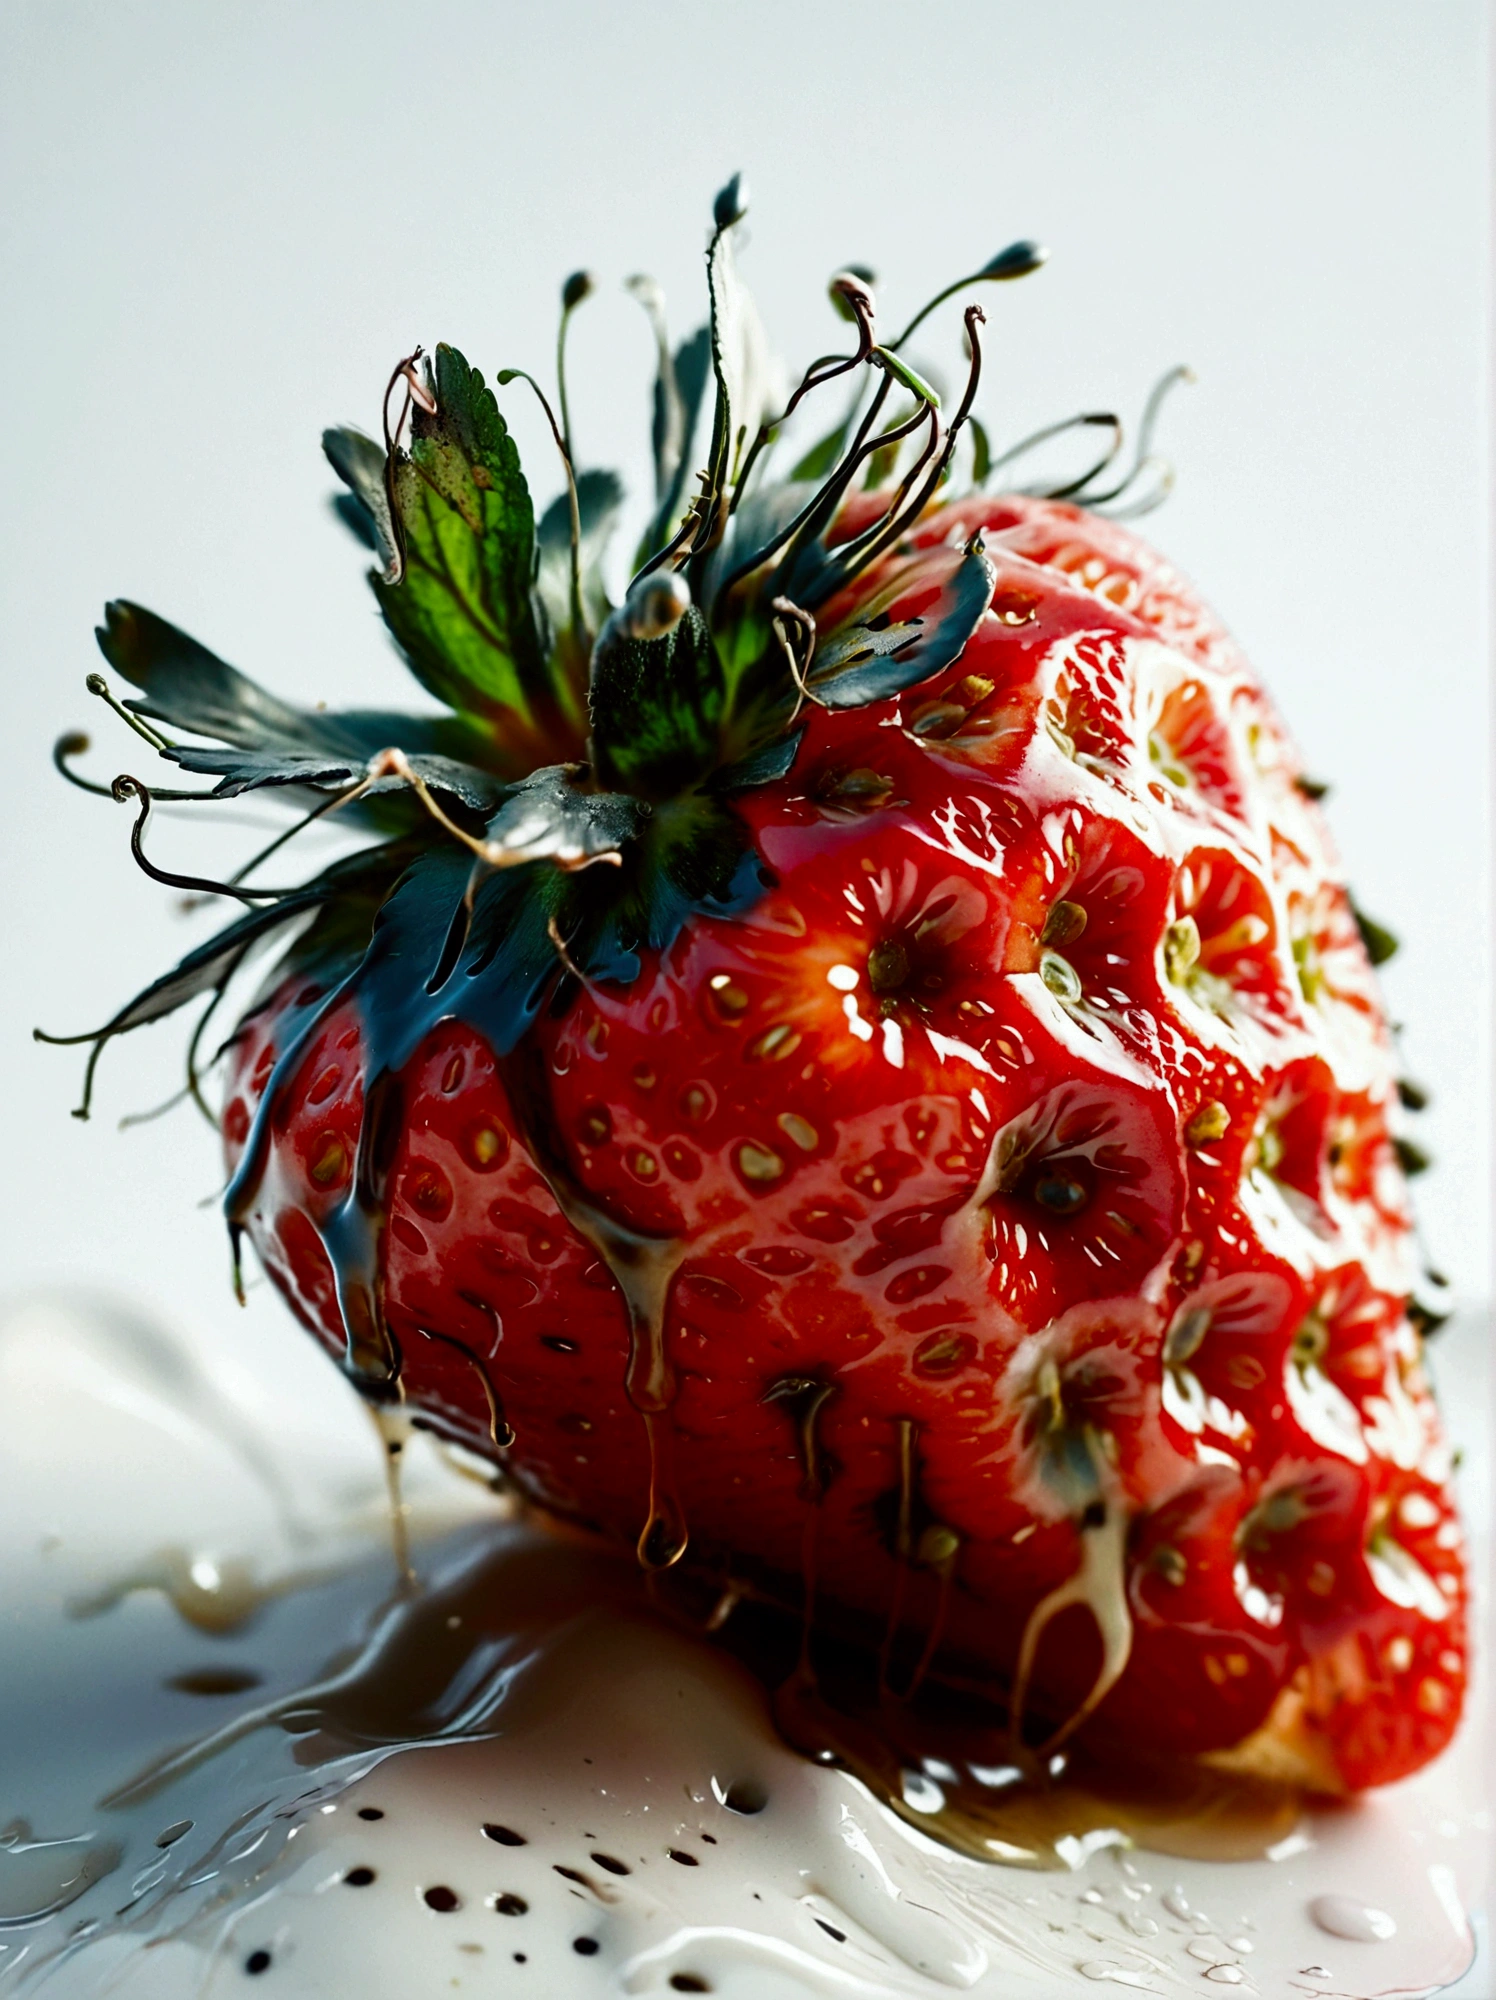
[513,1954,527,1964]
[667,1848,698,1866]
[573,1936,600,1955]
[423,1885,460,1912]
[483,1823,527,1846]
[245,1949,272,1975]
[590,1853,629,1875]
[356,1807,384,1822]
[166,1667,263,1697]
[154,1819,193,1849]
[700,1832,717,1844]
[343,1867,376,1887]
[492,1893,527,1916]
[721,1781,768,1815]
[670,1979,711,1995]
[816,1918,847,1942]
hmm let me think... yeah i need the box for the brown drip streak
[763,1375,839,1680]
[772,1663,1305,1871]
[415,1325,515,1452]
[497,1042,688,1571]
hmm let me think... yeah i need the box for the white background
[0,1,1487,1396]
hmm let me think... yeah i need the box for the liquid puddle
[2,1296,1483,1997]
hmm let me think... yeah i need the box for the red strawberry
[53,181,1462,1799]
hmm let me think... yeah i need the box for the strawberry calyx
[42,178,1190,1129]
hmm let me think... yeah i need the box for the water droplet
[638,1498,689,1571]
[1077,1965,1150,1987]
[1203,1968,1245,1986]
[1308,1894,1397,1942]
[1162,1887,1193,1919]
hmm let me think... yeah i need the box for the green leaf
[874,348,940,408]
[98,600,503,804]
[639,325,712,561]
[1350,898,1399,966]
[713,725,805,792]
[808,537,996,708]
[38,841,405,1065]
[790,413,853,484]
[589,604,727,797]
[374,344,551,728]
[701,203,775,532]
[482,764,646,868]
[323,426,398,580]
[534,468,623,647]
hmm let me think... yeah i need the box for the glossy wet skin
[225,495,1465,1791]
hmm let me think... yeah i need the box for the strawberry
[48,178,1462,1797]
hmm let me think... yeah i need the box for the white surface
[0,1293,1487,1997]
[0,0,1488,1350]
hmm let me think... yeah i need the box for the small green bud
[979,239,1048,281]
[561,269,595,312]
[713,173,748,231]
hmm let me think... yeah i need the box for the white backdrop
[0,1,1486,1399]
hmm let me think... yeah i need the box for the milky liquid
[0,1294,1483,1999]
